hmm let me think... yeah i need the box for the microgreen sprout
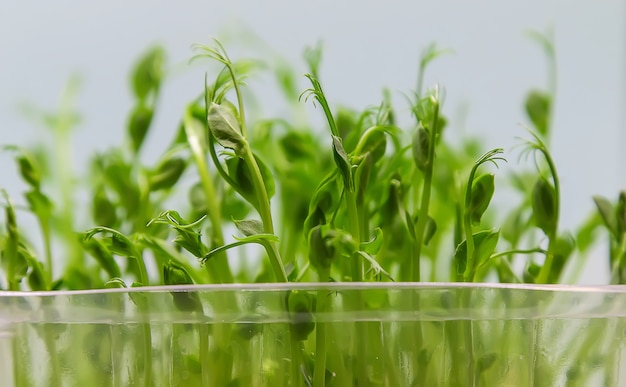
[0,35,623,387]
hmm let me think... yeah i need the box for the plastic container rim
[1,281,625,297]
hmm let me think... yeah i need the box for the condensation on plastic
[1,282,625,386]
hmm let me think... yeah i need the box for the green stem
[41,221,53,286]
[54,81,83,269]
[534,147,561,284]
[609,236,626,284]
[43,323,62,386]
[141,323,153,387]
[289,335,303,386]
[462,148,504,282]
[489,248,547,261]
[345,190,362,281]
[265,242,289,282]
[413,98,439,282]
[221,51,287,282]
[313,267,330,387]
[463,176,478,282]
[199,322,210,386]
[243,146,274,232]
[185,110,234,283]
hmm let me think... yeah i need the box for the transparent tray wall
[1,283,626,386]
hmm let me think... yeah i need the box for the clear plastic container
[1,282,625,386]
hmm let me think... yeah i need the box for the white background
[0,1,624,283]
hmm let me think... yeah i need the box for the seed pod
[128,103,154,153]
[149,157,186,191]
[532,177,557,236]
[469,173,495,225]
[412,125,430,172]
[286,290,315,341]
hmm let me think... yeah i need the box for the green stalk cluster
[0,32,623,386]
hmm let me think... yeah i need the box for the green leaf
[225,153,275,211]
[308,225,336,271]
[279,131,317,162]
[477,353,498,373]
[525,90,551,137]
[549,231,576,282]
[423,215,437,246]
[201,233,279,263]
[131,46,165,101]
[356,251,394,281]
[404,210,417,240]
[455,230,500,275]
[81,236,121,278]
[331,135,354,192]
[303,41,323,78]
[136,234,203,283]
[501,206,528,247]
[83,227,140,259]
[93,151,140,213]
[593,196,618,237]
[188,182,206,212]
[149,156,187,192]
[25,190,53,220]
[617,191,626,236]
[419,43,452,73]
[353,126,388,163]
[17,154,41,189]
[413,94,437,128]
[523,261,542,283]
[575,213,602,253]
[163,260,202,312]
[532,178,557,236]
[233,219,264,237]
[360,228,384,255]
[127,103,154,153]
[412,125,430,172]
[469,173,495,225]
[91,187,117,227]
[3,146,41,189]
[207,102,246,156]
[27,259,47,291]
[354,152,373,200]
[286,290,315,341]
[147,211,207,258]
[104,277,127,289]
